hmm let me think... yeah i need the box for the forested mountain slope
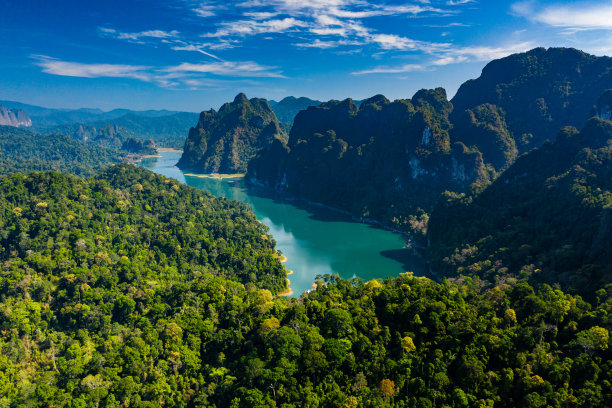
[428,117,612,298]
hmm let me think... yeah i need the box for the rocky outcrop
[0,105,32,127]
[178,93,286,173]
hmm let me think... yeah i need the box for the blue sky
[1,0,611,112]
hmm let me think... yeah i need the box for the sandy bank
[184,173,245,180]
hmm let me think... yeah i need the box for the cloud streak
[34,55,152,81]
[99,27,180,42]
[193,0,457,53]
[33,55,286,87]
[352,41,533,75]
[165,61,286,78]
[512,2,612,30]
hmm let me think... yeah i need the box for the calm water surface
[142,151,421,296]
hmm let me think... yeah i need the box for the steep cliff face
[248,89,489,228]
[0,105,32,127]
[451,47,612,153]
[178,93,286,173]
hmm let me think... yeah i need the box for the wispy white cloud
[34,55,152,81]
[294,39,363,48]
[194,5,216,17]
[243,11,280,19]
[33,55,286,88]
[99,27,180,42]
[447,0,477,5]
[171,44,223,60]
[443,42,533,61]
[512,1,612,30]
[426,22,471,28]
[352,41,533,74]
[196,0,454,52]
[203,17,308,37]
[353,63,426,75]
[236,0,447,18]
[165,61,286,78]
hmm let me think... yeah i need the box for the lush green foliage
[178,93,287,173]
[0,125,123,177]
[452,103,516,170]
[0,164,287,294]
[1,260,609,407]
[428,118,612,298]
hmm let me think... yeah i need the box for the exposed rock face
[0,105,32,127]
[178,93,286,173]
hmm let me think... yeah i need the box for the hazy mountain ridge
[0,100,197,148]
[269,96,323,125]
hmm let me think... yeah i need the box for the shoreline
[184,173,245,180]
[277,253,293,297]
[278,269,294,297]
[126,153,161,164]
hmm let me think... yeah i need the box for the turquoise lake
[142,151,422,296]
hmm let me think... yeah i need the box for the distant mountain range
[0,100,193,126]
[0,100,198,148]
